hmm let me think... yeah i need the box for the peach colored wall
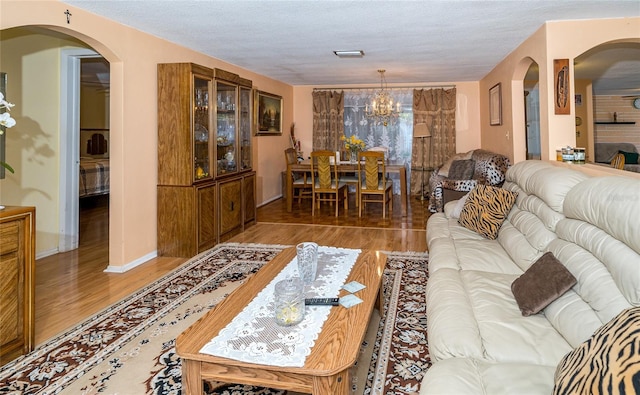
[481,17,640,163]
[1,0,292,268]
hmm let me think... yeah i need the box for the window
[343,88,414,193]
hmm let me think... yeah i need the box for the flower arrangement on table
[0,92,16,174]
[341,134,366,162]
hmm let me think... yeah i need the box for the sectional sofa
[420,160,640,394]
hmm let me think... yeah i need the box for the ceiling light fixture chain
[365,69,400,126]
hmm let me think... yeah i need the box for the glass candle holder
[274,277,305,326]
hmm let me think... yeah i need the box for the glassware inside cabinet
[216,81,237,175]
[239,87,252,171]
[193,76,211,181]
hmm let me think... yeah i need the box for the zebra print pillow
[553,306,640,395]
[458,184,517,239]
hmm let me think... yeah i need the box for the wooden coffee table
[176,247,387,394]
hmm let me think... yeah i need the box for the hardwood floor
[34,193,429,346]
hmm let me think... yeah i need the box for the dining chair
[610,153,625,170]
[358,151,393,218]
[284,148,312,203]
[310,150,348,217]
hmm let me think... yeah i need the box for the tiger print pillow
[553,306,640,395]
[458,184,517,239]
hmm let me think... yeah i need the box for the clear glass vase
[349,150,358,164]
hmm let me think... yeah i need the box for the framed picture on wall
[554,59,570,114]
[489,83,502,126]
[254,90,282,135]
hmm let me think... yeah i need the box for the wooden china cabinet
[0,206,35,364]
[157,63,256,257]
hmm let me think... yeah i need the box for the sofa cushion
[458,185,517,239]
[420,358,557,395]
[563,176,640,256]
[448,159,475,179]
[552,306,640,395]
[427,268,572,364]
[511,252,577,316]
[449,192,470,219]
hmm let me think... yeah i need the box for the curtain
[411,88,456,196]
[312,90,344,151]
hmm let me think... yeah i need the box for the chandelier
[365,69,400,126]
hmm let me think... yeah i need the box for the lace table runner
[199,246,361,367]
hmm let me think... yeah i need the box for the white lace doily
[199,246,361,367]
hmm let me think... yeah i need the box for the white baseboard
[103,250,158,273]
[36,248,60,260]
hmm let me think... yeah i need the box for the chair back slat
[311,150,338,190]
[317,156,332,189]
[359,151,385,190]
[364,156,380,190]
[284,147,297,166]
[611,153,625,170]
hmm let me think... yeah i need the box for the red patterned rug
[0,243,429,394]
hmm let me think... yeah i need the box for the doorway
[524,62,541,160]
[59,49,110,257]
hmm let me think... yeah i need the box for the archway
[1,25,122,265]
[574,40,640,167]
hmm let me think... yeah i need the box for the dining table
[286,160,409,217]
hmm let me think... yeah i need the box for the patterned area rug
[0,243,430,395]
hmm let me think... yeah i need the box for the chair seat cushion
[315,180,346,189]
[340,175,359,183]
[361,179,393,191]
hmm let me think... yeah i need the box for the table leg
[313,370,351,395]
[399,166,408,217]
[287,165,293,213]
[375,279,385,315]
[181,359,203,395]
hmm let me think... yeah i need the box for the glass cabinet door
[239,87,252,171]
[193,76,211,181]
[216,81,237,175]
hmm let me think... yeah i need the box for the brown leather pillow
[511,252,577,316]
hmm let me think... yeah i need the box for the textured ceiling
[66,0,640,93]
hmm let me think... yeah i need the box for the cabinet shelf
[595,121,636,125]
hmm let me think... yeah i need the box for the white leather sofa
[420,160,640,394]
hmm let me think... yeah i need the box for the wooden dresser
[0,206,35,365]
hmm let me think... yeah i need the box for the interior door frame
[59,48,102,252]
